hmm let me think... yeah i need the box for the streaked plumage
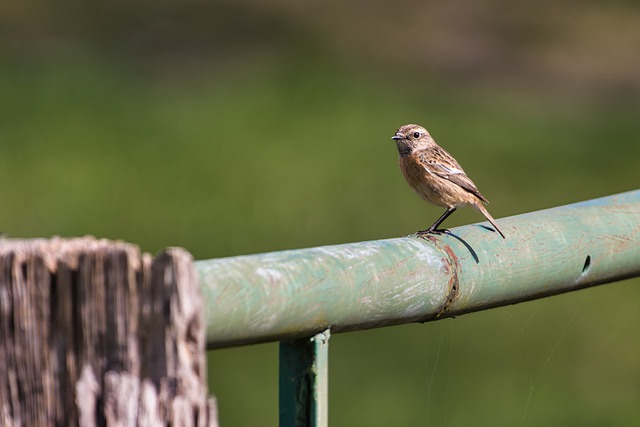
[392,124,505,238]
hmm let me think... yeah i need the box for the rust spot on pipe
[422,236,460,317]
[437,243,460,317]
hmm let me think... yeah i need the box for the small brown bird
[391,124,505,238]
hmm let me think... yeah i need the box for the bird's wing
[419,148,489,203]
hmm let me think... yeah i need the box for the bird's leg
[417,207,457,235]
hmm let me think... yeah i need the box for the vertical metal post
[279,329,330,427]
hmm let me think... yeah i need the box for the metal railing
[195,190,640,427]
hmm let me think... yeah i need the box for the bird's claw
[416,228,449,237]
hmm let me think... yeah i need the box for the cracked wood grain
[0,237,217,426]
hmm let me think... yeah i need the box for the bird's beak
[391,134,403,141]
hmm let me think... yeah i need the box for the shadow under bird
[391,124,505,239]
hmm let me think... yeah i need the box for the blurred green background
[2,1,640,425]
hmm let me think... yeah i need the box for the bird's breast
[398,155,471,208]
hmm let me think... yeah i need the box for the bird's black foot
[416,228,449,236]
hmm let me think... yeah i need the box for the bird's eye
[413,132,421,139]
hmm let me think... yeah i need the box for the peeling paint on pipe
[197,190,640,349]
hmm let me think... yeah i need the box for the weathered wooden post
[0,237,217,426]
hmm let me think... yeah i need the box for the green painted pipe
[197,190,640,349]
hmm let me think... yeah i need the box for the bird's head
[391,124,434,156]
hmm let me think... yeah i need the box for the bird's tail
[473,202,506,239]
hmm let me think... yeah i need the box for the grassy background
[2,3,640,424]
